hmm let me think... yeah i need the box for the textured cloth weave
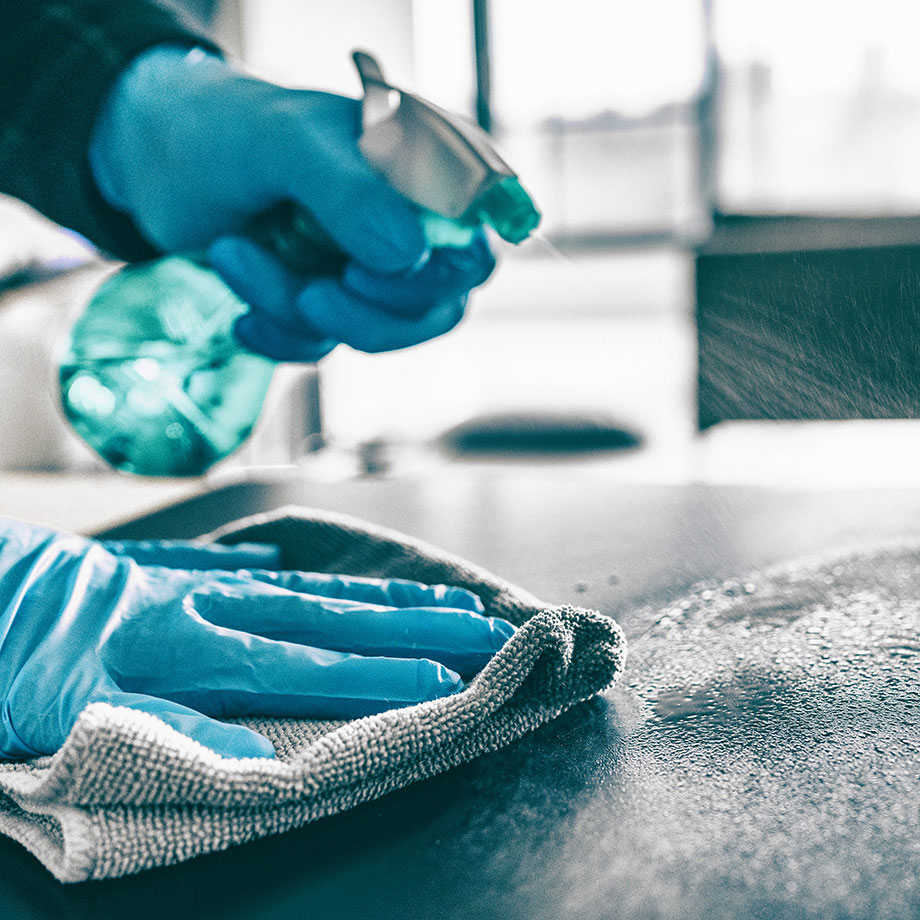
[0,506,626,882]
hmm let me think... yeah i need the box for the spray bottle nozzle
[354,51,541,245]
[474,176,542,244]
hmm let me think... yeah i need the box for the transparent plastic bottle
[59,255,273,476]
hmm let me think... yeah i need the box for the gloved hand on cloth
[89,45,496,361]
[0,518,515,761]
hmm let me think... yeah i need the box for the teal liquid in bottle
[59,256,274,476]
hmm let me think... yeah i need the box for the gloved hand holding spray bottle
[59,50,541,476]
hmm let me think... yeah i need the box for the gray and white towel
[0,506,626,882]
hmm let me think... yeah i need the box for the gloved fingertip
[421,661,465,700]
[352,212,430,276]
[292,281,338,337]
[207,235,252,278]
[441,586,485,613]
[196,723,277,760]
[233,312,337,363]
[298,282,467,353]
[111,695,278,760]
[491,617,517,647]
[208,235,291,310]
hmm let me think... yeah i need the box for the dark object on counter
[440,410,642,455]
[696,214,920,429]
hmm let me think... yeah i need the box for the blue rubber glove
[0,519,515,761]
[89,46,496,361]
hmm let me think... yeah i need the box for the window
[715,0,920,214]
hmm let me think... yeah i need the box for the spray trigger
[353,51,540,244]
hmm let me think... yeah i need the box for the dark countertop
[3,467,920,919]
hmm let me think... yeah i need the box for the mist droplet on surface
[559,541,920,919]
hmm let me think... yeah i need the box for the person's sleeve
[0,1,221,260]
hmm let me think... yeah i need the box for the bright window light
[490,0,707,124]
[715,0,920,95]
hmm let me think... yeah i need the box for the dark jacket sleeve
[0,1,220,260]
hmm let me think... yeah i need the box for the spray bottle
[58,51,540,477]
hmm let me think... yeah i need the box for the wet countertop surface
[3,467,920,919]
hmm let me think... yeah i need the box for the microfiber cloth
[0,506,626,882]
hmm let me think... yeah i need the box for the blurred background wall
[4,0,920,484]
